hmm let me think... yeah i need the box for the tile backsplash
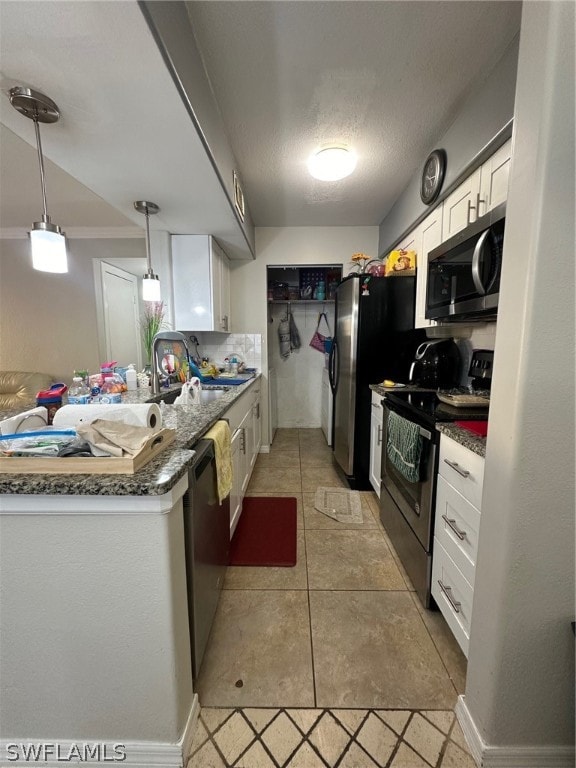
[180,331,262,371]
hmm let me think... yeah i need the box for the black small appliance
[408,339,461,389]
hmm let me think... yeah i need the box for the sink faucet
[150,331,192,396]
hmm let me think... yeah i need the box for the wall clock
[420,149,446,205]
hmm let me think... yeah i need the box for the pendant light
[134,201,161,302]
[9,86,68,273]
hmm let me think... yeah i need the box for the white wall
[268,302,334,428]
[231,226,379,439]
[0,237,146,383]
[462,0,575,759]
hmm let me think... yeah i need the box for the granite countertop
[0,375,260,497]
[436,423,487,458]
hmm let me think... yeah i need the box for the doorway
[98,261,143,370]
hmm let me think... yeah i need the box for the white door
[101,262,142,369]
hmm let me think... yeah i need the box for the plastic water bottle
[68,376,91,404]
[126,364,138,391]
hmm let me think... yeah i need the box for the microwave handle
[471,229,490,295]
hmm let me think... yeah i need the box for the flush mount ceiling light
[134,201,161,302]
[9,86,68,273]
[307,145,357,181]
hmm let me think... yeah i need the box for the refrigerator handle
[328,338,338,393]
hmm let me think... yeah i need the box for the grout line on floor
[408,591,460,699]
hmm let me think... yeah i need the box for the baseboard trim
[456,695,575,768]
[0,695,200,768]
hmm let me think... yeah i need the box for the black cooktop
[384,390,489,428]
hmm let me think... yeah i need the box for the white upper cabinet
[441,139,511,241]
[479,138,512,215]
[386,138,512,331]
[172,235,232,332]
[441,166,482,241]
[393,205,443,330]
[416,208,443,328]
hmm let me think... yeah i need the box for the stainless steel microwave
[426,203,505,321]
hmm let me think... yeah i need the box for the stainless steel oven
[380,396,439,607]
[379,384,491,607]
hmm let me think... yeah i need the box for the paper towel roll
[53,403,162,431]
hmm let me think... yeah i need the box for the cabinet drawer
[434,475,480,586]
[439,435,484,508]
[431,539,473,657]
[371,390,383,408]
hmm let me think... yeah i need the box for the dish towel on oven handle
[386,410,423,483]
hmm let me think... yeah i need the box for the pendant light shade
[134,201,161,302]
[9,86,68,273]
[142,271,162,302]
[30,227,68,273]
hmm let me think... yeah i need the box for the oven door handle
[384,401,432,441]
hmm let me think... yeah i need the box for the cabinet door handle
[467,199,476,225]
[476,192,486,217]
[222,315,229,331]
[438,580,462,613]
[256,402,260,419]
[443,458,470,478]
[442,514,467,541]
[377,424,382,446]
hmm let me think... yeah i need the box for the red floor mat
[230,496,297,567]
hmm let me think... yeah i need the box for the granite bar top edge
[0,375,261,496]
[436,423,487,458]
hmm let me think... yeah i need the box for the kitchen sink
[154,386,230,405]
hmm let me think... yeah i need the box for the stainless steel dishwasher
[183,439,230,680]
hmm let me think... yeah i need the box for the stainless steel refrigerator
[328,275,426,489]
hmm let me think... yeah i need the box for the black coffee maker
[408,339,461,388]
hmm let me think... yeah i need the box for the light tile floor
[191,428,473,767]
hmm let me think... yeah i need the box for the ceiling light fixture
[134,201,161,302]
[9,86,68,273]
[308,145,357,181]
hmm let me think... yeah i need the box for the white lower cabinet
[229,427,243,537]
[226,382,261,537]
[251,384,262,469]
[432,433,485,657]
[369,391,384,497]
[431,540,475,655]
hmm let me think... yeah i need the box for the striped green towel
[386,411,423,483]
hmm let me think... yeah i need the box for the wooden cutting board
[0,429,176,475]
